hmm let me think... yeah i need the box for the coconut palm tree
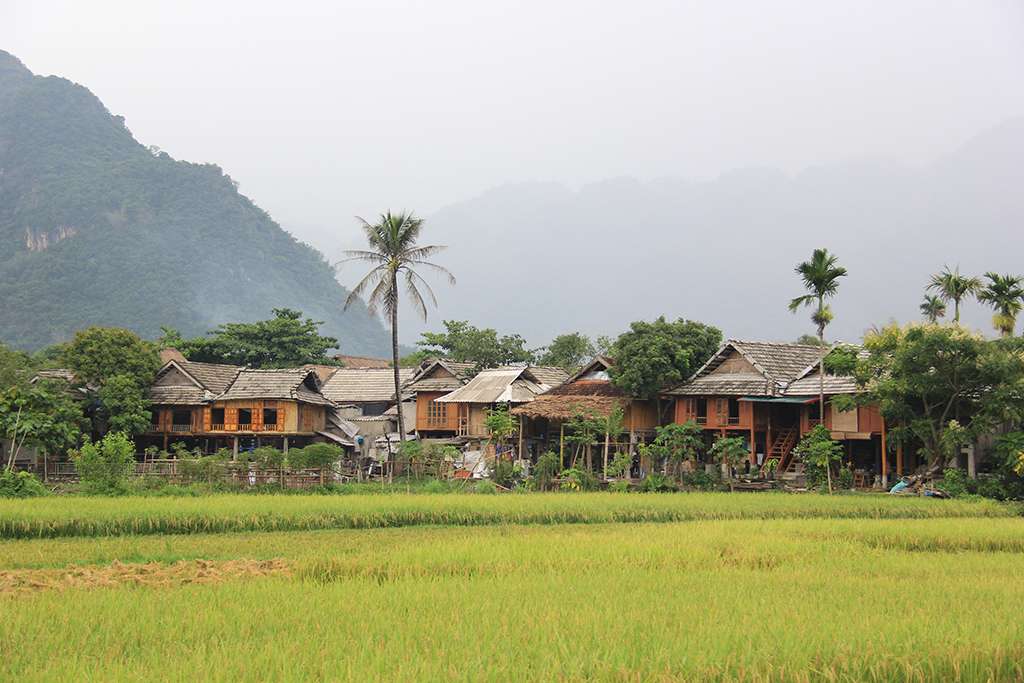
[789,248,847,421]
[977,272,1024,337]
[927,266,981,324]
[341,211,454,453]
[919,295,947,323]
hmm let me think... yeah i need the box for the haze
[4,1,1023,347]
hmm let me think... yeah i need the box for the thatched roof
[321,368,415,404]
[511,394,625,420]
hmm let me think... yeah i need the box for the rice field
[0,491,1013,538]
[1,494,1022,681]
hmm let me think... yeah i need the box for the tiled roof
[669,372,776,396]
[178,360,242,394]
[148,385,208,405]
[332,355,392,369]
[404,359,477,393]
[321,368,415,404]
[216,369,335,406]
[785,373,859,395]
[436,366,568,404]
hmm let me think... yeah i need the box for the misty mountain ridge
[0,50,392,355]
[411,116,1024,346]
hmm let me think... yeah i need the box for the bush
[975,475,1008,501]
[607,450,634,479]
[474,479,497,495]
[559,467,597,492]
[608,479,631,493]
[0,469,47,498]
[533,452,560,491]
[937,468,969,498]
[178,454,230,483]
[247,446,285,469]
[289,443,342,470]
[639,473,676,493]
[837,466,854,491]
[422,479,450,494]
[71,432,136,494]
[491,458,516,488]
[680,469,718,491]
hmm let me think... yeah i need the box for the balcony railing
[170,424,192,433]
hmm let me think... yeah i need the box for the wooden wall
[416,391,460,432]
[674,396,753,430]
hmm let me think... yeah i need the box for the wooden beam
[880,417,888,489]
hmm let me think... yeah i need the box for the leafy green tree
[0,382,84,470]
[609,317,721,399]
[538,333,596,373]
[789,248,848,422]
[63,327,161,388]
[168,309,341,368]
[851,324,1024,471]
[919,295,947,323]
[484,405,518,458]
[927,266,981,324]
[977,272,1024,337]
[600,407,627,479]
[97,375,151,436]
[792,425,843,493]
[70,432,137,494]
[794,334,828,346]
[416,320,533,369]
[342,211,455,453]
[0,343,34,390]
[564,408,604,470]
[708,435,748,490]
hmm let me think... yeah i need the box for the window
[211,408,225,425]
[237,408,252,427]
[728,398,740,424]
[150,410,161,428]
[426,400,447,425]
[262,407,278,427]
[695,398,707,424]
[172,409,191,425]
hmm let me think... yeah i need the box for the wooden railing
[170,424,192,433]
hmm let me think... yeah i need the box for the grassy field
[1,494,1022,681]
[0,491,1014,538]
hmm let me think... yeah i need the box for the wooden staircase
[765,427,799,474]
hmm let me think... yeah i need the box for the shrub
[474,479,497,495]
[289,444,343,470]
[837,466,854,491]
[680,469,718,491]
[248,446,285,469]
[533,452,560,491]
[937,468,969,498]
[71,432,136,494]
[559,467,597,492]
[639,473,676,493]
[975,476,1008,501]
[0,470,47,498]
[422,479,449,494]
[607,450,633,479]
[178,454,230,483]
[491,458,516,488]
[608,479,630,493]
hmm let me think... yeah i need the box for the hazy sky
[4,1,1024,345]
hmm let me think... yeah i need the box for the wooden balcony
[170,424,193,433]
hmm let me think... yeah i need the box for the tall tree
[415,320,533,369]
[788,248,848,421]
[609,317,721,399]
[927,266,981,324]
[538,332,596,373]
[164,309,340,368]
[919,295,947,323]
[342,211,454,449]
[977,272,1024,337]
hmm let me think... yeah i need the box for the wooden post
[896,440,903,479]
[749,424,756,465]
[518,415,524,460]
[880,418,888,489]
[603,429,610,480]
[232,436,239,461]
[559,423,565,470]
[283,436,289,454]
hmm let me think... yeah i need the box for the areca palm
[977,272,1024,337]
[919,295,947,323]
[927,266,981,324]
[789,248,847,421]
[341,211,454,448]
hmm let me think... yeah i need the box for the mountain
[0,51,391,355]
[417,117,1024,345]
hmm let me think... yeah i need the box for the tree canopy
[413,320,534,369]
[848,324,1024,470]
[163,309,340,368]
[537,332,596,373]
[63,327,162,388]
[608,317,722,399]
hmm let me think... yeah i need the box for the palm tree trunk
[954,297,960,324]
[390,271,403,485]
[818,300,826,423]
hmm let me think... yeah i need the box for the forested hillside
[0,51,390,355]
